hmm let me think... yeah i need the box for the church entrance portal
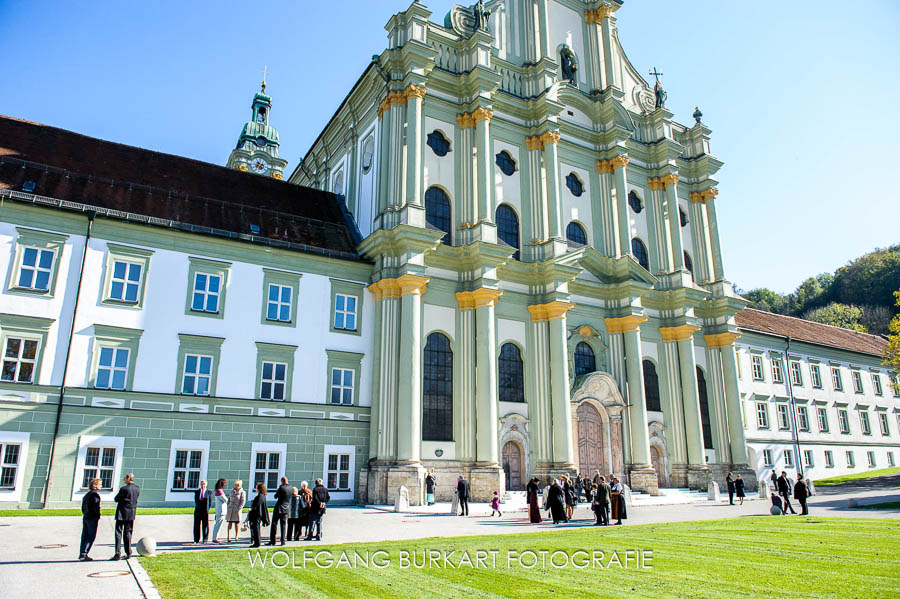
[502,441,523,491]
[650,445,667,488]
[577,403,605,477]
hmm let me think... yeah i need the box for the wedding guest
[247,483,269,548]
[211,478,228,543]
[79,478,102,561]
[226,480,246,542]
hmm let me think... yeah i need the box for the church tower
[227,76,288,179]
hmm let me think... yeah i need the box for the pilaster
[661,325,707,476]
[706,332,751,467]
[395,274,429,463]
[597,154,629,257]
[689,186,720,282]
[405,83,426,207]
[540,130,563,239]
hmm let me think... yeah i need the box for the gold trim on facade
[404,83,426,100]
[689,187,719,203]
[659,324,702,342]
[604,314,648,334]
[456,113,476,129]
[540,130,561,146]
[597,155,628,174]
[526,130,561,151]
[585,5,615,23]
[472,106,493,122]
[396,273,429,296]
[704,331,741,348]
[456,288,503,311]
[649,173,679,190]
[235,165,249,172]
[270,171,283,180]
[528,300,574,322]
[368,278,400,301]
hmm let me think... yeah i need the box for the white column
[405,84,426,207]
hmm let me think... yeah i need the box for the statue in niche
[560,46,577,83]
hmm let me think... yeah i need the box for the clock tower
[226,78,288,179]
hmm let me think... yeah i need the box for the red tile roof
[735,308,888,358]
[0,115,363,259]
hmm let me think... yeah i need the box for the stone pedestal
[361,462,426,506]
[627,464,659,495]
[394,486,410,512]
[469,465,505,502]
[673,464,712,491]
[759,481,771,499]
[729,464,759,493]
[707,480,720,501]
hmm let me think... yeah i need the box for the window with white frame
[751,355,764,381]
[797,406,809,432]
[784,449,794,467]
[1,337,38,383]
[777,404,790,430]
[81,446,117,490]
[333,294,358,331]
[846,450,855,467]
[810,364,822,389]
[879,412,890,436]
[109,260,143,303]
[859,411,871,435]
[259,361,287,401]
[0,442,21,489]
[803,449,814,469]
[852,370,863,394]
[171,448,204,491]
[790,361,803,386]
[824,450,834,468]
[190,273,222,313]
[756,402,769,429]
[182,354,213,396]
[762,449,773,467]
[17,247,54,291]
[330,367,354,405]
[838,409,850,434]
[889,452,895,467]
[831,367,843,391]
[893,377,900,397]
[872,373,883,396]
[266,283,292,322]
[817,407,829,433]
[772,358,784,383]
[867,451,876,468]
[326,453,351,491]
[253,451,281,490]
[94,347,129,390]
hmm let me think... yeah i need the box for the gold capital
[270,171,283,180]
[377,90,408,118]
[528,301,573,322]
[596,159,612,174]
[396,273,429,296]
[456,288,503,310]
[526,135,544,151]
[404,83,426,100]
[689,187,719,203]
[585,6,614,24]
[456,112,475,129]
[648,173,678,191]
[540,130,561,146]
[609,155,629,170]
[368,278,400,301]
[604,315,648,334]
[472,106,493,122]
[705,332,741,348]
[659,324,701,342]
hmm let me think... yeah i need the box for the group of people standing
[770,470,810,516]
[77,473,332,561]
[524,472,626,526]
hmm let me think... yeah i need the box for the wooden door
[577,403,604,477]
[650,445,667,488]
[502,441,523,491]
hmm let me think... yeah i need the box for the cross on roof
[261,66,268,93]
[649,67,663,85]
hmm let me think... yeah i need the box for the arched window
[495,151,516,176]
[423,333,453,441]
[425,187,452,245]
[643,360,661,412]
[332,170,344,195]
[498,343,525,403]
[565,172,583,197]
[679,208,688,227]
[574,342,596,377]
[495,204,520,260]
[426,130,451,157]
[696,367,713,450]
[361,137,375,174]
[684,252,694,277]
[631,238,649,270]
[566,222,587,246]
[628,191,643,213]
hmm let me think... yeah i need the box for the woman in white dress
[211,478,228,543]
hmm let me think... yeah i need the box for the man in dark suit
[79,478,102,561]
[794,473,810,516]
[306,478,330,541]
[456,476,470,516]
[594,476,611,526]
[268,476,292,545]
[112,473,139,560]
[777,471,796,514]
[193,480,211,543]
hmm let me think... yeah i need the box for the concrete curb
[129,558,162,599]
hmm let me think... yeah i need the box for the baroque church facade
[0,0,897,509]
[294,0,752,502]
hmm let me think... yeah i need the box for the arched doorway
[650,446,667,488]
[577,403,605,477]
[501,441,523,491]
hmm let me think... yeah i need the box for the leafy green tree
[744,288,787,313]
[859,305,892,336]
[802,303,867,333]
[884,291,900,394]
[829,245,900,310]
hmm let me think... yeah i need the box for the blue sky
[1,1,897,293]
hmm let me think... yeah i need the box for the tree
[859,305,893,336]
[885,291,900,394]
[829,245,900,310]
[802,303,867,333]
[744,288,787,314]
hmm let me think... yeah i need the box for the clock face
[251,159,267,174]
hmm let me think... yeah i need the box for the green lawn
[0,507,236,517]
[852,501,900,510]
[813,467,900,486]
[141,517,899,599]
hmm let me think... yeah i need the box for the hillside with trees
[738,244,900,336]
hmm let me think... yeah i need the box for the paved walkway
[1,484,897,599]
